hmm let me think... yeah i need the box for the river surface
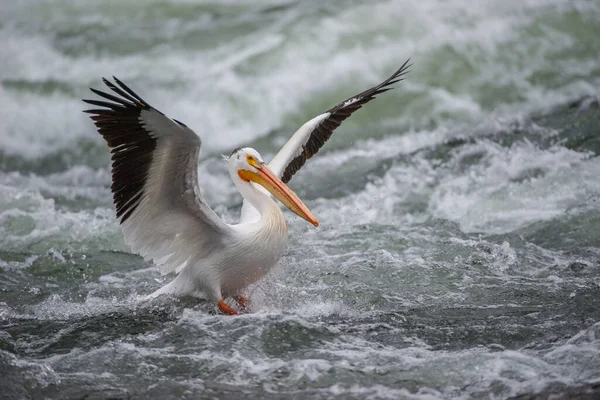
[1,1,600,399]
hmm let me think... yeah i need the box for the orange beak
[238,163,319,227]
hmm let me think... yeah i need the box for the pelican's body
[152,158,290,302]
[83,59,410,314]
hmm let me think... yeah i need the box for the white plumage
[83,59,410,314]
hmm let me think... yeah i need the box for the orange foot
[234,296,248,312]
[218,300,238,315]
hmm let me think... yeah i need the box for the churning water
[1,1,600,399]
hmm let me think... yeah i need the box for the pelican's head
[229,147,318,227]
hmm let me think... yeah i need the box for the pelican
[83,59,410,315]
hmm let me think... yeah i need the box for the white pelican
[83,59,410,315]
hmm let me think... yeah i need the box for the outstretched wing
[84,78,232,275]
[269,59,411,183]
[240,59,411,223]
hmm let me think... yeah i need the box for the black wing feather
[83,78,157,223]
[281,58,411,183]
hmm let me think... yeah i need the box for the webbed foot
[217,300,238,315]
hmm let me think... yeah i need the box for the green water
[1,1,600,399]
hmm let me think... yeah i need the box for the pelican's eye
[246,154,258,166]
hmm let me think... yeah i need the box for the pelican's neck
[238,179,273,215]
[230,170,281,223]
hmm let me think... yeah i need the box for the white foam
[429,140,598,234]
[280,120,600,239]
[1,350,61,388]
[326,384,442,400]
[1,0,598,157]
[0,166,111,203]
[0,183,124,253]
[305,141,439,227]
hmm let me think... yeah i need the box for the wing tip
[387,58,412,82]
[83,76,154,114]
